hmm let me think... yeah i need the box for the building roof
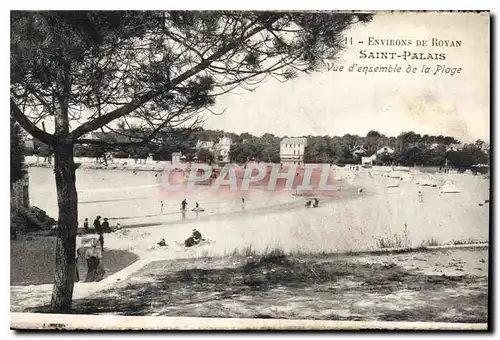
[376,146,394,153]
[280,137,307,145]
[352,145,367,151]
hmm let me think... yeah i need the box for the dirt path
[14,247,488,323]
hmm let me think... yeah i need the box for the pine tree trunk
[50,144,78,313]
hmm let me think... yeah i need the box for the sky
[26,12,490,144]
[203,12,490,143]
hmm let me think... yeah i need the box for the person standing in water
[160,200,164,213]
[181,199,188,211]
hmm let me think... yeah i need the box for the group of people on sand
[305,198,320,208]
[75,234,106,283]
[155,228,204,248]
[76,214,125,282]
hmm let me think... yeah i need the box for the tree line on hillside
[24,128,489,170]
[303,130,489,169]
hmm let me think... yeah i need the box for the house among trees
[361,156,373,168]
[196,140,215,152]
[351,145,367,157]
[429,143,441,150]
[376,146,395,155]
[172,152,183,164]
[446,143,464,152]
[280,137,307,165]
[215,136,233,163]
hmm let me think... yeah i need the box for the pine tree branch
[10,97,56,146]
[66,23,269,142]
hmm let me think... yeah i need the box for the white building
[376,146,395,155]
[172,152,182,163]
[429,143,440,150]
[446,143,464,152]
[361,156,373,167]
[196,140,215,151]
[215,136,233,163]
[352,145,367,157]
[280,137,307,165]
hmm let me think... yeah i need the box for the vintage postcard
[10,10,490,330]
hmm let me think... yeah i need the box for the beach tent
[440,181,460,193]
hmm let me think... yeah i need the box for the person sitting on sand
[313,198,320,208]
[85,239,104,282]
[184,236,196,247]
[357,188,363,194]
[305,200,312,208]
[157,238,167,247]
[192,229,202,241]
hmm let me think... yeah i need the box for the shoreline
[27,162,166,172]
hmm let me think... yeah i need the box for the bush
[11,206,57,235]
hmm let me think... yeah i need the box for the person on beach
[313,198,320,208]
[160,200,164,213]
[305,200,312,208]
[184,236,196,247]
[157,238,167,247]
[83,218,89,233]
[418,191,424,203]
[74,236,81,282]
[192,229,202,241]
[185,229,202,247]
[98,233,104,252]
[181,199,188,211]
[93,216,102,234]
[85,238,104,282]
[102,218,110,233]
